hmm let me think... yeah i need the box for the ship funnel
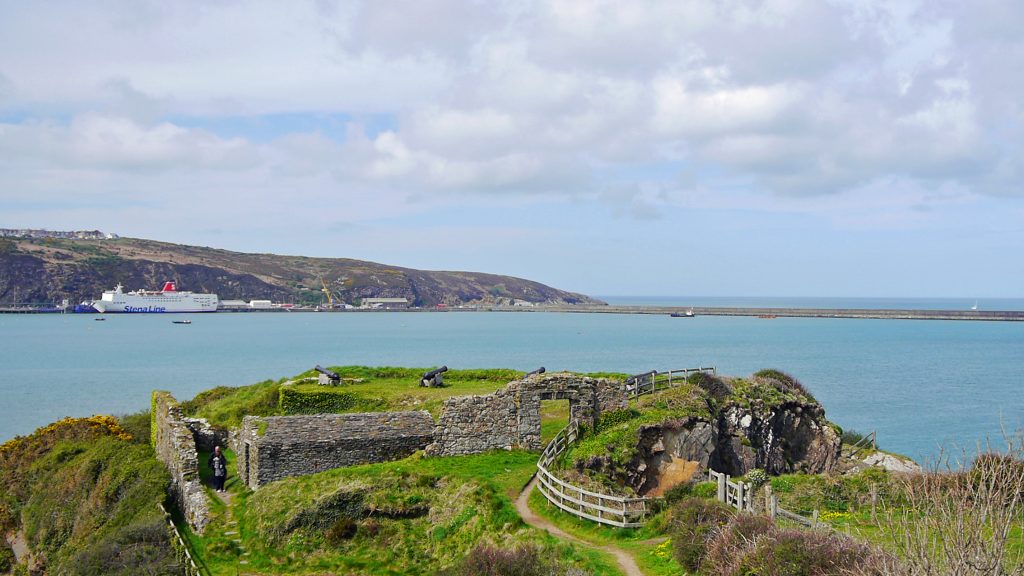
[162,281,177,292]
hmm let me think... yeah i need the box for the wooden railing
[536,420,652,528]
[626,367,716,398]
[158,503,206,576]
[708,468,828,529]
[708,469,754,512]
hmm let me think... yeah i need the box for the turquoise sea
[2,301,1022,464]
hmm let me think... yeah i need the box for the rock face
[582,400,842,496]
[713,402,841,476]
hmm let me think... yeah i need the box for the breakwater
[503,305,1024,322]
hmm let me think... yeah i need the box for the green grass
[183,450,619,575]
[527,488,681,576]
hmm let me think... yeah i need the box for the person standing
[208,445,227,492]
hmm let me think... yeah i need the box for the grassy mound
[181,367,538,429]
[188,451,616,575]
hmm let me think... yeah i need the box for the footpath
[515,477,643,576]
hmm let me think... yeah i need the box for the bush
[746,468,769,489]
[663,482,693,505]
[703,513,775,575]
[730,528,876,576]
[692,481,718,499]
[669,497,733,572]
[325,517,358,544]
[0,544,14,572]
[687,372,732,402]
[753,369,816,403]
[457,544,547,576]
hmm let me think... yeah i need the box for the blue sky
[1,0,1022,297]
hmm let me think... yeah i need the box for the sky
[1,0,1022,297]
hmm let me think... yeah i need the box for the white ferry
[91,282,219,313]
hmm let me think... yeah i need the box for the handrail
[535,420,652,528]
[626,367,716,398]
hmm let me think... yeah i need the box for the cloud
[0,0,1022,239]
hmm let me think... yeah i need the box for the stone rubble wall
[183,417,229,453]
[151,391,210,534]
[425,389,520,456]
[239,411,435,489]
[428,372,628,456]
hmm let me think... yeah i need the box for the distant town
[0,228,119,240]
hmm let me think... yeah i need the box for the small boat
[172,319,192,325]
[970,301,978,311]
[670,309,696,318]
[94,318,106,322]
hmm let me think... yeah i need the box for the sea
[1,296,1022,465]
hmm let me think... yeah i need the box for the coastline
[3,304,1023,321]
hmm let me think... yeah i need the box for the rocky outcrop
[713,402,841,476]
[577,400,842,496]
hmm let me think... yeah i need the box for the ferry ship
[91,282,219,313]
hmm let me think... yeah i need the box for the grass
[527,488,682,576]
[182,450,619,575]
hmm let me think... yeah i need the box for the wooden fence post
[717,473,727,503]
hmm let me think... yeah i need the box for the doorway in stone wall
[539,398,570,445]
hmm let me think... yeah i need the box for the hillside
[0,235,603,307]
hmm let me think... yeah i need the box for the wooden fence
[707,468,828,529]
[626,367,716,398]
[535,420,652,528]
[708,469,754,512]
[158,503,206,576]
[534,367,717,529]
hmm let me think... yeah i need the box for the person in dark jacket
[208,445,227,492]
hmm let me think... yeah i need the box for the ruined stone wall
[428,373,628,456]
[183,417,229,453]
[151,391,210,533]
[425,389,520,456]
[238,411,435,489]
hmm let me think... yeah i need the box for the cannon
[525,367,546,377]
[624,370,657,393]
[315,364,341,385]
[420,365,449,388]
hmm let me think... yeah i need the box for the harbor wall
[151,391,211,534]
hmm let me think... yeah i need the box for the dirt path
[515,477,643,576]
[7,530,28,562]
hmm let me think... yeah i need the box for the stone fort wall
[151,391,210,534]
[427,372,628,456]
[237,411,435,489]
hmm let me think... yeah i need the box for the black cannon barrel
[526,367,546,377]
[625,370,657,385]
[315,365,340,380]
[423,365,449,379]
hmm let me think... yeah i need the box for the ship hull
[93,293,219,313]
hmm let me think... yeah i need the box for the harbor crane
[319,276,335,308]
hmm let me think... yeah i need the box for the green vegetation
[181,366,590,429]
[185,451,616,575]
[0,416,179,575]
[526,488,681,576]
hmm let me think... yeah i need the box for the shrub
[692,481,718,499]
[688,372,732,402]
[753,369,816,403]
[703,513,775,575]
[596,408,640,432]
[0,544,14,572]
[731,528,876,576]
[325,517,358,544]
[663,482,693,505]
[457,544,547,576]
[669,497,733,572]
[746,468,769,489]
